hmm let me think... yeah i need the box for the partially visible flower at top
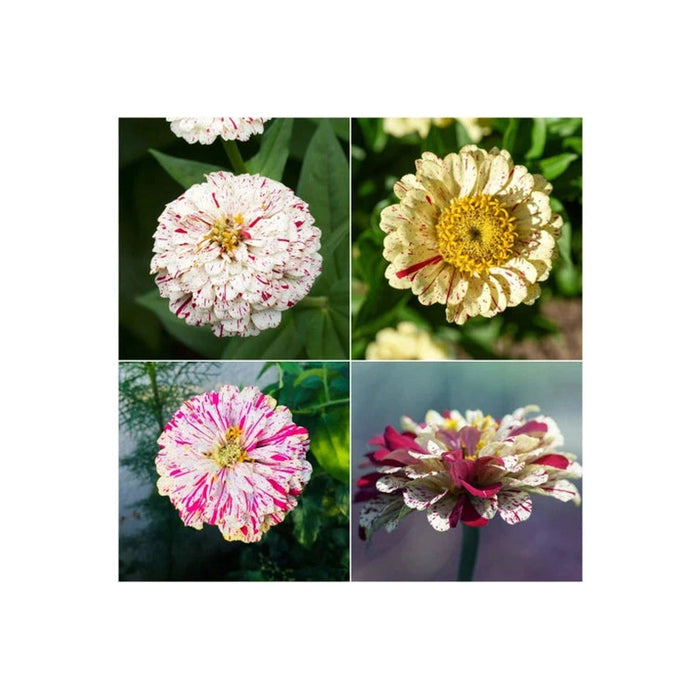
[455,118,492,143]
[382,117,492,143]
[167,117,269,144]
[381,145,562,323]
[356,405,581,540]
[365,321,454,360]
[151,171,322,337]
[156,385,312,543]
[383,118,450,139]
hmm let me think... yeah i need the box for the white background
[3,2,695,698]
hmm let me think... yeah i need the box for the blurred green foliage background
[351,117,582,359]
[119,361,349,581]
[119,118,350,360]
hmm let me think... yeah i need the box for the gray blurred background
[351,361,582,581]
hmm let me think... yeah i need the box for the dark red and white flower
[356,406,581,540]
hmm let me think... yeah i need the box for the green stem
[223,141,248,174]
[292,398,349,415]
[146,362,165,432]
[457,525,480,581]
[321,365,330,403]
[296,295,328,309]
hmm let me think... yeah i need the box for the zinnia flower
[151,171,322,337]
[356,405,581,540]
[381,145,562,323]
[383,118,450,139]
[383,117,491,143]
[156,385,312,543]
[167,117,269,144]
[365,321,453,360]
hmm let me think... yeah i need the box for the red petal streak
[533,454,570,469]
[384,425,423,452]
[460,480,503,498]
[395,255,442,280]
[509,420,548,436]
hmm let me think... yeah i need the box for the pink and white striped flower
[151,171,322,337]
[167,117,269,144]
[381,145,562,322]
[356,405,581,540]
[156,385,312,543]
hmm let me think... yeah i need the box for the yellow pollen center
[211,425,251,468]
[203,213,246,255]
[435,194,517,274]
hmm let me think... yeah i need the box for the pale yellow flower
[381,145,562,323]
[383,118,436,139]
[383,117,492,143]
[455,118,492,143]
[365,322,452,360]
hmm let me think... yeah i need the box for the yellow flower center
[435,194,517,274]
[211,426,251,468]
[203,213,246,255]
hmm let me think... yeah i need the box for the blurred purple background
[351,361,582,581]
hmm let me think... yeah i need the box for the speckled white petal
[498,491,533,524]
[427,494,457,532]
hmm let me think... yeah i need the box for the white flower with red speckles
[156,385,312,543]
[151,171,322,337]
[356,405,581,540]
[167,117,269,144]
[381,145,562,323]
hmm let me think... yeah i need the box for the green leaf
[309,117,349,142]
[502,118,519,153]
[546,117,582,137]
[293,368,327,388]
[246,118,294,180]
[297,119,349,247]
[136,289,225,358]
[526,118,547,160]
[294,307,345,359]
[538,153,579,181]
[290,496,323,548]
[149,149,224,189]
[309,407,350,483]
[221,312,305,359]
[563,136,583,154]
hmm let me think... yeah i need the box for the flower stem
[146,362,165,432]
[292,398,349,415]
[296,295,328,309]
[457,525,480,581]
[222,141,248,174]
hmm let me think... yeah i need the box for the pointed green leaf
[136,289,225,358]
[539,153,579,181]
[294,307,346,359]
[149,149,224,189]
[290,495,323,548]
[309,407,350,483]
[297,119,349,251]
[246,118,294,179]
[526,118,547,160]
[502,118,519,153]
[221,312,305,359]
[293,368,327,388]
